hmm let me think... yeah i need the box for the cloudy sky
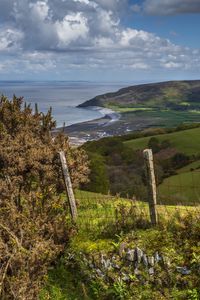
[0,0,199,82]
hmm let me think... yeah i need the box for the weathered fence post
[59,151,77,223]
[143,149,158,226]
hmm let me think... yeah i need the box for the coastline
[53,106,121,146]
[53,105,159,146]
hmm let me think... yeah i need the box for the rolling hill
[124,126,200,156]
[79,80,200,110]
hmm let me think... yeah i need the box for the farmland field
[125,126,200,156]
[158,169,200,205]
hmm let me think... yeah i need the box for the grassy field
[125,129,200,205]
[65,190,198,236]
[158,168,200,205]
[105,103,153,113]
[177,160,200,173]
[125,126,200,156]
[118,109,200,132]
[40,190,200,300]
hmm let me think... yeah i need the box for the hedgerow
[0,96,89,299]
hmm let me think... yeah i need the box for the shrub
[0,96,89,299]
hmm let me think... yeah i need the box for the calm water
[0,81,127,127]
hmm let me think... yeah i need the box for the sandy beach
[54,107,157,146]
[53,107,121,145]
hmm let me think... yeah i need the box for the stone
[101,255,112,270]
[162,256,171,267]
[112,263,120,270]
[126,249,135,262]
[176,266,191,275]
[135,247,143,264]
[154,251,162,263]
[96,268,105,278]
[148,256,155,267]
[134,267,139,275]
[142,254,148,267]
[148,267,154,275]
[121,272,130,282]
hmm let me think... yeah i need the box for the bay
[0,81,127,127]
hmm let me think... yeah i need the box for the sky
[0,0,200,82]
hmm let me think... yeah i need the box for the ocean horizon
[0,80,129,127]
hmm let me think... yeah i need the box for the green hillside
[125,127,200,156]
[158,170,200,205]
[79,80,200,110]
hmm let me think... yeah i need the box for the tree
[148,137,160,153]
[82,153,109,194]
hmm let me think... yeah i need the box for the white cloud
[55,12,89,46]
[163,62,182,69]
[0,0,199,77]
[29,1,50,21]
[0,28,23,52]
[73,0,90,4]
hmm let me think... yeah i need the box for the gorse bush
[0,96,89,299]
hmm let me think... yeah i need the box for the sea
[0,81,127,127]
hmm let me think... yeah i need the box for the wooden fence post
[143,149,158,226]
[59,151,77,223]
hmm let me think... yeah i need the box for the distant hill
[79,80,200,110]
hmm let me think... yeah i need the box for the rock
[154,252,162,263]
[121,272,130,282]
[134,267,139,275]
[148,267,154,275]
[101,255,112,270]
[126,249,135,262]
[112,263,120,270]
[135,247,143,264]
[162,256,171,267]
[176,266,191,275]
[96,268,105,278]
[148,256,155,267]
[142,254,148,267]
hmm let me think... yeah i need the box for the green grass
[105,103,153,113]
[158,170,200,205]
[177,160,200,173]
[40,190,200,300]
[132,109,200,128]
[40,259,94,300]
[125,126,200,156]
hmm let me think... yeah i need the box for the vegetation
[41,190,200,300]
[81,122,200,205]
[79,80,200,110]
[1,94,200,300]
[82,138,147,200]
[0,96,89,299]
[125,127,200,156]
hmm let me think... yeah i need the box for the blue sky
[0,0,199,82]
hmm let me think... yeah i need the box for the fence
[60,149,200,234]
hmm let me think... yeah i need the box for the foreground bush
[0,96,89,299]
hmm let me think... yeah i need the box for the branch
[0,254,14,296]
[0,223,22,249]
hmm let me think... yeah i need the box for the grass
[40,258,94,300]
[177,160,200,173]
[127,109,200,128]
[125,126,200,156]
[158,169,200,205]
[40,190,200,300]
[105,103,153,113]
